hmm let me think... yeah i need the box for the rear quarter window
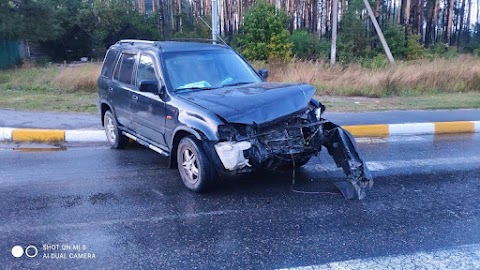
[100,49,119,78]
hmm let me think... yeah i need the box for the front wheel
[103,110,129,149]
[177,136,216,192]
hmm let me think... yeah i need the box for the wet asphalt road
[0,134,480,269]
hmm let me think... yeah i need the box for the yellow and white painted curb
[0,128,106,142]
[344,121,480,137]
[0,121,479,142]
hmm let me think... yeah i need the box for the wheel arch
[100,102,113,127]
[169,127,203,169]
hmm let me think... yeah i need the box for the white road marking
[308,155,480,172]
[364,161,387,171]
[152,189,164,196]
[279,243,480,270]
[354,137,388,144]
[387,135,428,142]
[368,156,480,171]
[355,135,428,144]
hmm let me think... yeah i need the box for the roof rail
[116,39,161,47]
[168,38,228,46]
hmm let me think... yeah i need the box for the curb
[0,128,106,142]
[344,121,480,137]
[0,121,479,142]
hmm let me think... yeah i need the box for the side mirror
[258,68,269,80]
[139,80,160,93]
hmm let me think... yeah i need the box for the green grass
[0,90,98,113]
[0,64,99,113]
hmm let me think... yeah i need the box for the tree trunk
[447,0,455,45]
[466,0,472,43]
[331,0,338,66]
[289,0,295,32]
[432,0,440,44]
[477,0,480,24]
[425,0,435,47]
[396,0,402,25]
[404,0,411,43]
[456,0,466,49]
[418,0,424,39]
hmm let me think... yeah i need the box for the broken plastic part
[215,141,252,171]
[321,121,374,200]
[314,107,322,120]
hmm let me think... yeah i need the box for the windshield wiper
[175,86,218,92]
[221,82,255,87]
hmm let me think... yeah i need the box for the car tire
[177,136,215,192]
[104,110,129,149]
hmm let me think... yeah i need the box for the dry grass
[0,63,101,93]
[1,58,480,113]
[53,63,101,92]
[254,55,480,97]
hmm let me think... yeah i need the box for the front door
[131,53,167,146]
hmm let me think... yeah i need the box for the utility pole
[212,0,219,43]
[330,0,338,66]
[363,0,395,63]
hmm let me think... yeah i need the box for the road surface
[0,134,479,269]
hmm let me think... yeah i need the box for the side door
[131,53,167,146]
[98,49,119,105]
[110,52,137,130]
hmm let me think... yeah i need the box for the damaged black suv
[97,39,373,199]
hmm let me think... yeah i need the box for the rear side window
[114,53,136,85]
[100,49,119,78]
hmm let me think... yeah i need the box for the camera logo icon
[11,245,38,258]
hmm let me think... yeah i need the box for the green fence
[0,40,20,69]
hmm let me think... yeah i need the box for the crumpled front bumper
[212,119,373,200]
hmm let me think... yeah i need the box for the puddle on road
[14,146,67,152]
[0,142,67,152]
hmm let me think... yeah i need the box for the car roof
[160,41,229,52]
[110,40,230,53]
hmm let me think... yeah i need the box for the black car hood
[178,82,316,125]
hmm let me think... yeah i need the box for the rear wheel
[103,110,128,149]
[177,136,215,192]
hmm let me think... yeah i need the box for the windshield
[163,49,262,91]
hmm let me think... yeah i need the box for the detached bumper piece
[322,121,374,200]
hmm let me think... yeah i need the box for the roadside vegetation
[1,0,480,112]
[0,63,100,113]
[1,58,479,113]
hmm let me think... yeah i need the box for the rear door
[98,49,119,103]
[110,52,137,130]
[130,53,167,146]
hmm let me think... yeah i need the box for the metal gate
[0,40,20,69]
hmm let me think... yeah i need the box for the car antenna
[197,16,228,46]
